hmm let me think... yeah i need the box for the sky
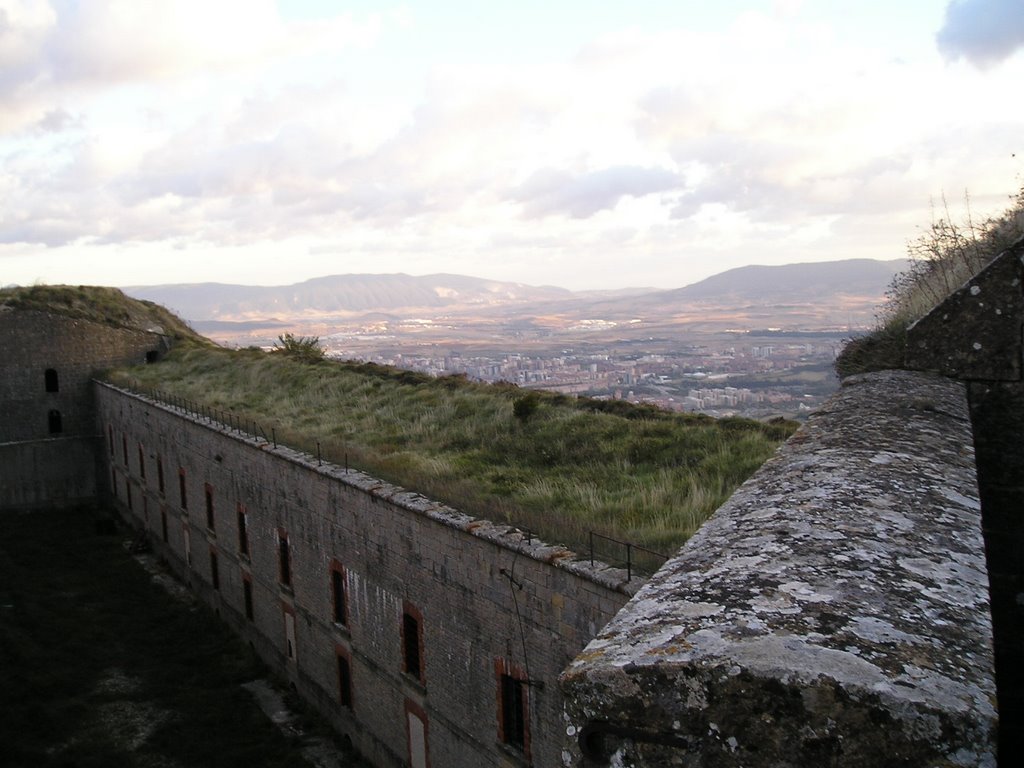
[1,0,1023,291]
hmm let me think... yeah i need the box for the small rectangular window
[243,577,254,621]
[204,483,215,531]
[284,607,297,661]
[138,445,146,479]
[183,524,192,567]
[157,456,165,494]
[337,650,353,709]
[402,604,423,683]
[125,477,133,511]
[278,531,291,587]
[499,672,528,752]
[237,504,249,556]
[331,563,348,626]
[111,468,117,498]
[161,508,168,542]
[48,409,62,434]
[44,368,59,393]
[122,435,129,465]
[210,550,219,591]
[178,468,187,511]
[108,425,114,455]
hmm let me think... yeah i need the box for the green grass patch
[0,508,334,768]
[107,343,797,556]
[0,284,203,342]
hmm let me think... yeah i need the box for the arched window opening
[45,369,59,393]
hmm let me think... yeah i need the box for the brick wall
[0,310,163,509]
[97,382,632,768]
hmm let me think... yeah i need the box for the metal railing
[120,382,670,580]
[589,531,669,581]
[140,386,277,449]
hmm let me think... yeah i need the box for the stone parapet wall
[96,382,633,768]
[560,370,995,767]
[905,239,1024,763]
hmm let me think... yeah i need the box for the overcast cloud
[511,166,681,219]
[1,1,1022,290]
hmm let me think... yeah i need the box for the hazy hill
[515,258,905,321]
[669,259,906,302]
[124,258,906,325]
[127,273,573,321]
[551,258,904,322]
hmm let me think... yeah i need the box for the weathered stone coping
[560,370,995,767]
[96,381,639,596]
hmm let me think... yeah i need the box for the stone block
[560,371,995,767]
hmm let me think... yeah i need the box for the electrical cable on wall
[501,535,539,691]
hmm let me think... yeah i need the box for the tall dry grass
[837,186,1024,376]
[108,345,795,562]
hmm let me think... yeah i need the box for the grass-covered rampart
[107,342,797,556]
[0,284,202,341]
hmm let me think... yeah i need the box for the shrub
[512,392,541,423]
[886,189,1024,327]
[273,333,324,362]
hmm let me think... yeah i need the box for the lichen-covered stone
[904,238,1024,759]
[560,370,995,767]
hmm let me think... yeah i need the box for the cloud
[39,0,339,84]
[936,0,1024,67]
[31,106,77,133]
[3,3,1022,292]
[510,166,681,219]
[0,0,377,135]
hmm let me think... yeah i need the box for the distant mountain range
[669,259,904,302]
[127,273,573,321]
[126,258,906,327]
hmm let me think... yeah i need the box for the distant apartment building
[685,386,764,410]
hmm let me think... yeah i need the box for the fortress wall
[0,311,162,509]
[0,437,99,509]
[560,370,996,767]
[96,382,633,768]
[905,240,1024,762]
